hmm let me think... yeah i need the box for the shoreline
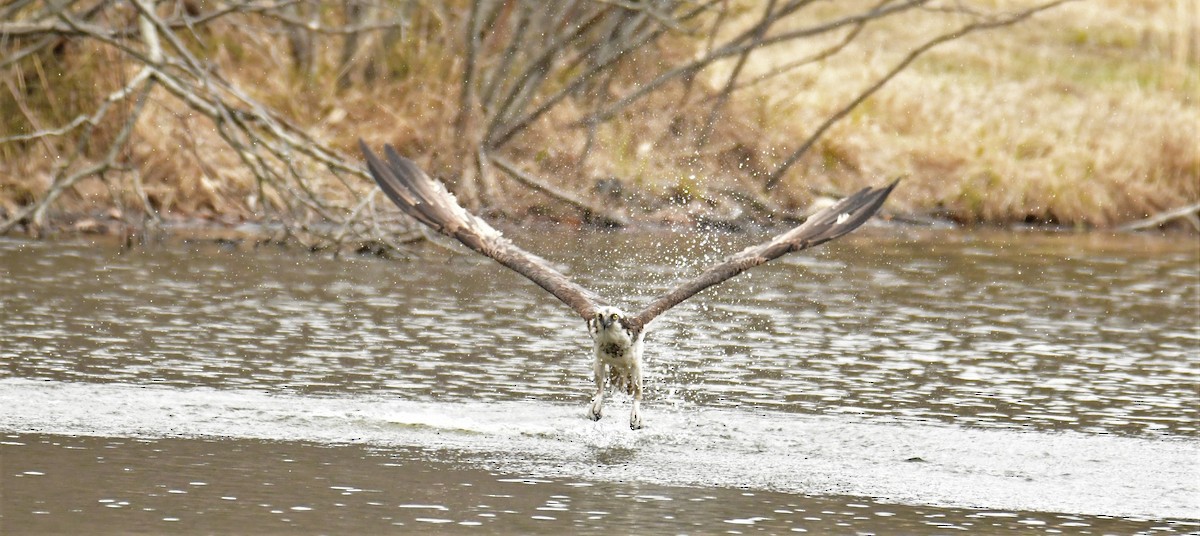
[3,208,1195,257]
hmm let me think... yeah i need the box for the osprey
[361,142,897,430]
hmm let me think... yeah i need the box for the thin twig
[1117,203,1200,232]
[694,0,778,148]
[582,0,926,126]
[490,155,629,227]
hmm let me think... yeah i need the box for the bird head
[592,309,624,328]
[594,306,627,330]
[589,305,637,345]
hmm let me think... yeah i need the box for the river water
[1,227,1197,534]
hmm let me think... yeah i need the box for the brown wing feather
[360,141,605,320]
[627,180,898,334]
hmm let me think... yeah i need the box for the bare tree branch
[579,0,925,127]
[1117,203,1200,232]
[694,0,778,149]
[1,0,1081,240]
[490,155,629,227]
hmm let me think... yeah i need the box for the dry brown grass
[1,0,1196,232]
[724,0,1198,227]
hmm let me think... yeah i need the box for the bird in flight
[360,142,897,430]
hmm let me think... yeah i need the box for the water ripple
[0,229,1196,437]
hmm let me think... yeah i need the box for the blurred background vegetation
[1,0,1196,246]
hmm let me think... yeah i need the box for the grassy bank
[1,1,1196,238]
[744,0,1198,228]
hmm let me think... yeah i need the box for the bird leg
[588,360,605,421]
[629,363,644,430]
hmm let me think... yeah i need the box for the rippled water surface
[1,228,1197,533]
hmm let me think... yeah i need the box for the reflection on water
[4,434,1195,534]
[1,229,1196,437]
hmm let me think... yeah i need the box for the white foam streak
[1,378,1195,519]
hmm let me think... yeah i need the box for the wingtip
[358,138,376,161]
[383,143,408,166]
[358,140,411,170]
[873,178,901,202]
[860,177,900,209]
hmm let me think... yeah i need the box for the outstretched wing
[626,180,898,334]
[360,141,605,320]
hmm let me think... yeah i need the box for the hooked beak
[599,315,612,329]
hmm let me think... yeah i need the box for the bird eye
[610,313,619,321]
